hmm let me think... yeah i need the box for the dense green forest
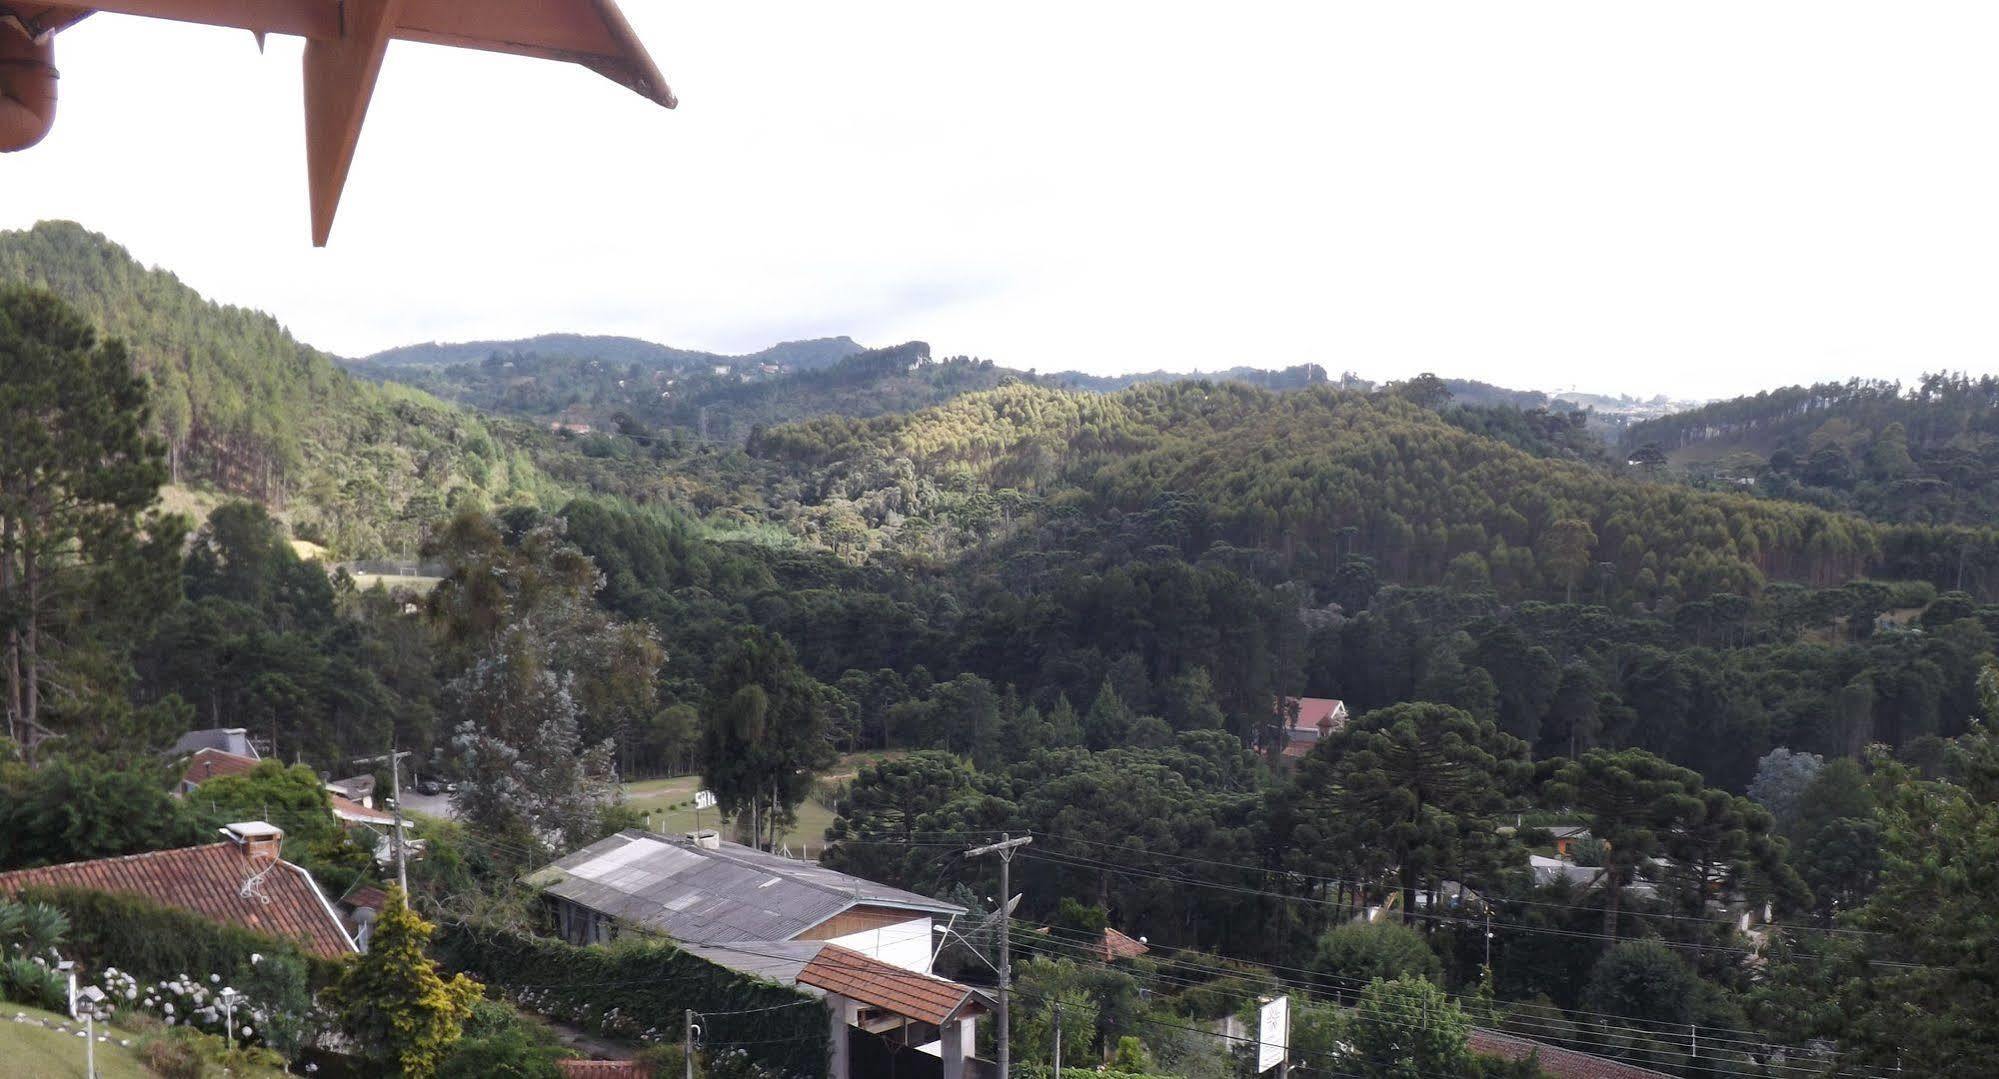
[1624,375,1999,529]
[359,339,1027,445]
[0,221,563,556]
[6,232,1999,1076]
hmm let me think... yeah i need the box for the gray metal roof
[524,830,963,945]
[167,728,259,759]
[679,939,831,991]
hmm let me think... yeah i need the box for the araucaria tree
[1290,702,1533,923]
[0,285,176,760]
[701,627,835,850]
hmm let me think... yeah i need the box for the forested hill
[359,333,864,371]
[755,380,1999,602]
[0,220,556,555]
[353,339,1042,445]
[1623,375,1999,526]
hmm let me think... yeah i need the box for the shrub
[1312,920,1442,996]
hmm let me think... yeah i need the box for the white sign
[1255,995,1287,1071]
[694,790,717,811]
[1258,995,1289,1072]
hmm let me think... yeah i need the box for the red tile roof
[329,793,395,826]
[181,747,260,786]
[1470,1028,1674,1079]
[1280,696,1348,735]
[0,840,356,959]
[1100,926,1150,961]
[797,945,988,1026]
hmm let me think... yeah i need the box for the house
[325,774,377,808]
[1037,924,1149,962]
[549,420,593,436]
[167,727,259,760]
[1546,825,1592,859]
[1276,696,1349,758]
[177,746,260,793]
[524,829,964,974]
[175,750,402,832]
[682,940,993,1079]
[0,822,356,958]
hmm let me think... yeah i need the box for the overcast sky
[6,2,1999,398]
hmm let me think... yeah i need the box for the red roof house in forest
[1276,696,1349,758]
[0,822,356,958]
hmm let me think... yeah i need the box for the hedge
[19,885,345,988]
[435,921,827,1078]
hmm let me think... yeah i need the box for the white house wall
[828,916,934,973]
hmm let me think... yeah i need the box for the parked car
[417,778,443,796]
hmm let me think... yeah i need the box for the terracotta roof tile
[329,793,395,825]
[181,748,260,785]
[1470,1028,1674,1079]
[0,841,355,959]
[797,945,987,1026]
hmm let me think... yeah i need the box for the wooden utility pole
[966,833,1032,1078]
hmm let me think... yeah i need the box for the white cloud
[4,2,1999,399]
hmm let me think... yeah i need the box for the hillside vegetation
[1624,375,1999,527]
[758,380,1998,604]
[0,221,559,555]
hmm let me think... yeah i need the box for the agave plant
[1,955,66,1012]
[11,901,68,960]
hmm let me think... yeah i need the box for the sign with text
[1258,995,1289,1072]
[694,790,717,811]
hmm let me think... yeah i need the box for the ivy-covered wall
[20,885,346,988]
[436,921,828,1078]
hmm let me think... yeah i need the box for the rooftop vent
[687,829,721,851]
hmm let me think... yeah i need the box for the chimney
[687,829,721,851]
[222,821,284,863]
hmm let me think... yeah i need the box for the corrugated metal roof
[525,831,962,944]
[168,729,259,759]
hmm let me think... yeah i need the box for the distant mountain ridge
[357,333,866,372]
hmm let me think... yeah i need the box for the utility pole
[1053,1002,1062,1079]
[353,747,410,893]
[966,832,1032,1078]
[1483,904,1493,976]
[390,744,408,893]
[684,1009,698,1079]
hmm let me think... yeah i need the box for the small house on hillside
[173,749,401,831]
[0,822,356,958]
[167,727,260,760]
[1276,696,1349,758]
[524,830,964,974]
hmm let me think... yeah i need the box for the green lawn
[621,752,900,858]
[0,1003,174,1078]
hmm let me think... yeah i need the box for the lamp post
[220,987,239,1052]
[78,985,106,1078]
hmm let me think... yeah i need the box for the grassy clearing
[620,751,901,856]
[349,572,442,593]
